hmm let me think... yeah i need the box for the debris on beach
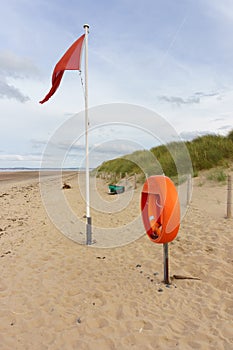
[62,183,71,189]
[0,193,9,198]
[172,275,201,281]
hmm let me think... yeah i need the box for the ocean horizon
[0,167,90,172]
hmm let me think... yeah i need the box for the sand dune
[0,170,232,349]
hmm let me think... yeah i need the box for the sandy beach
[0,169,232,349]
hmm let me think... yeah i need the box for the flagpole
[83,24,92,245]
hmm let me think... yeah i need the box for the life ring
[141,175,180,243]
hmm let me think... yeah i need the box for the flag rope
[79,71,85,99]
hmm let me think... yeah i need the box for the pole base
[86,217,92,245]
[163,243,169,284]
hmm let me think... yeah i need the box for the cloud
[179,130,212,141]
[0,154,41,162]
[158,91,219,106]
[0,154,25,161]
[33,135,142,169]
[0,51,39,102]
[217,125,232,131]
[31,139,48,149]
[207,0,233,21]
[194,91,219,98]
[159,95,200,105]
[0,79,29,102]
[91,142,137,155]
[38,138,139,157]
[211,117,225,122]
[0,51,39,78]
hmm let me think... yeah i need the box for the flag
[40,34,85,104]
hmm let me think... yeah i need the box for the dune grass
[96,130,233,180]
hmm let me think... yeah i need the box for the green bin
[108,185,125,194]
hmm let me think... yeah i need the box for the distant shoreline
[0,169,82,185]
[0,168,85,172]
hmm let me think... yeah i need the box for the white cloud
[158,91,220,106]
[0,79,29,102]
[207,0,233,21]
[179,130,213,141]
[0,51,40,102]
[0,51,39,78]
[0,154,41,162]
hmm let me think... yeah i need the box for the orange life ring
[141,175,180,243]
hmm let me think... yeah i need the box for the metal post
[227,175,232,219]
[163,243,169,284]
[186,174,192,205]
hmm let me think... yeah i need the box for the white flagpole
[83,24,92,244]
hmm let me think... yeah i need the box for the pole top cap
[83,24,90,29]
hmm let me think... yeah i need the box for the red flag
[40,34,85,104]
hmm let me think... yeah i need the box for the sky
[0,0,233,168]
